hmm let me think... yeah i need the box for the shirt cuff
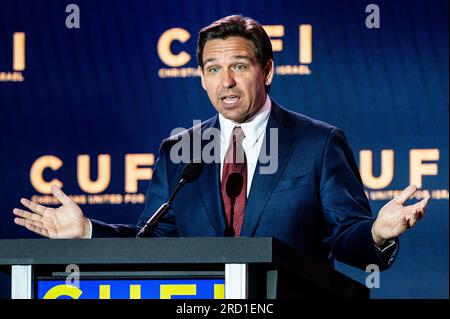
[375,239,399,266]
[83,219,93,239]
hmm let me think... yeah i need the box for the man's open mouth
[221,95,240,104]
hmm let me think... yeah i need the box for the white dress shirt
[218,95,272,196]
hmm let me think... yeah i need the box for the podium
[0,237,369,299]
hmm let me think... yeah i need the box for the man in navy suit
[13,15,430,271]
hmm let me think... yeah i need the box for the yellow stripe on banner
[13,32,25,71]
[160,284,196,299]
[130,285,141,299]
[214,284,224,299]
[299,25,312,64]
[99,285,110,299]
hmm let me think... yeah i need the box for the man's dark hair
[197,15,274,73]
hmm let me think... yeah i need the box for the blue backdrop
[0,0,448,298]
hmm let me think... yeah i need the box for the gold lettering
[124,193,145,204]
[30,155,63,194]
[263,25,284,52]
[360,150,394,189]
[13,32,25,71]
[410,149,439,188]
[125,154,154,193]
[77,154,111,193]
[299,24,312,64]
[157,28,191,67]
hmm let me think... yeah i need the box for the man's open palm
[13,185,87,239]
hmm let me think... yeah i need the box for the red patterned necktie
[221,126,247,237]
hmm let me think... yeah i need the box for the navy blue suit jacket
[91,101,396,270]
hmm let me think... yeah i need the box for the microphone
[136,161,204,238]
[224,172,244,237]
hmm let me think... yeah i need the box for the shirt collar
[219,95,272,148]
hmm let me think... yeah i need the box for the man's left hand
[371,185,430,247]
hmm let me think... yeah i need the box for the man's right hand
[13,185,89,239]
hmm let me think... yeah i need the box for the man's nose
[221,70,236,88]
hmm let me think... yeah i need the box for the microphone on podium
[224,172,244,237]
[136,161,204,238]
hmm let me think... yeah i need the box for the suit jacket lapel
[198,116,226,236]
[240,101,298,237]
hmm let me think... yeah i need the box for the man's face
[200,36,274,123]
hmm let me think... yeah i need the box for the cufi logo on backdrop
[29,154,155,195]
[27,148,448,208]
[157,24,312,78]
[0,32,25,82]
[28,154,154,206]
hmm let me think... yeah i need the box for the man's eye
[208,67,219,73]
[234,64,247,70]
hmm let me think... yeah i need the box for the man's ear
[264,59,275,86]
[199,66,207,91]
